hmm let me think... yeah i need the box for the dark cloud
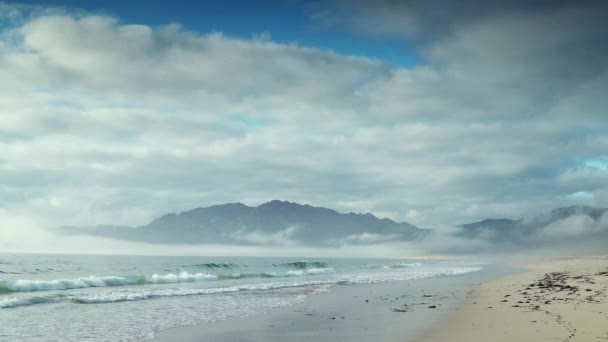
[318,0,608,101]
[322,0,607,39]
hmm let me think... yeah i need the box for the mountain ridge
[454,205,608,243]
[59,202,608,248]
[60,200,428,246]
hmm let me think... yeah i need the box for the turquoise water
[0,254,483,341]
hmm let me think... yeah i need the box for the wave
[71,281,334,304]
[0,280,334,308]
[0,295,59,309]
[187,263,239,268]
[148,271,218,284]
[285,268,334,276]
[0,274,178,294]
[0,268,335,294]
[0,263,474,295]
[348,267,483,284]
[387,262,424,269]
[279,261,329,269]
[368,262,424,269]
[0,266,481,309]
[0,276,145,293]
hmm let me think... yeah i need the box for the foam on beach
[0,266,482,309]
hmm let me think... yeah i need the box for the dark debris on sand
[503,269,608,342]
[387,290,451,314]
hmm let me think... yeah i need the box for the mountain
[539,205,608,221]
[59,200,429,246]
[456,218,524,241]
[455,205,608,244]
[59,203,608,249]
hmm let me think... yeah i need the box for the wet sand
[416,255,608,342]
[151,266,507,342]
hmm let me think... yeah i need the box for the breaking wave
[186,263,239,268]
[387,262,424,269]
[148,272,218,284]
[368,262,424,269]
[279,261,329,269]
[0,296,60,309]
[0,276,145,293]
[0,266,482,309]
[0,280,334,309]
[0,268,335,294]
[71,281,333,304]
[285,268,334,276]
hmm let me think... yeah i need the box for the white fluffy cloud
[342,233,399,245]
[0,1,607,255]
[228,226,300,246]
[538,212,608,240]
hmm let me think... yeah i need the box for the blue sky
[14,0,419,67]
[585,159,608,170]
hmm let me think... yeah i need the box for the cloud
[342,232,399,245]
[3,13,388,113]
[538,212,608,239]
[424,209,608,254]
[227,225,301,246]
[0,1,607,258]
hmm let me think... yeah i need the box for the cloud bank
[0,1,607,256]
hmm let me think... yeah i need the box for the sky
[1,0,607,250]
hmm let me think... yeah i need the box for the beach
[151,256,608,342]
[416,255,608,342]
[151,265,508,342]
[4,254,605,341]
[0,254,486,341]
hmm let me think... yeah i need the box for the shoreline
[415,255,608,342]
[150,265,509,342]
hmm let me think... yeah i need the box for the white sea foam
[0,268,342,295]
[339,266,483,285]
[0,297,32,309]
[0,266,483,310]
[8,276,138,292]
[285,267,335,276]
[382,262,424,269]
[72,281,333,304]
[396,262,424,268]
[148,271,218,284]
[0,296,55,308]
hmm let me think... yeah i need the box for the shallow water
[0,254,484,341]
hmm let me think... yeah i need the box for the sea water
[0,254,483,341]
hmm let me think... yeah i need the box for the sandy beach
[416,255,608,342]
[149,255,608,342]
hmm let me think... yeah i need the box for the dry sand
[416,255,608,342]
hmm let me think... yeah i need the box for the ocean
[0,254,483,341]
